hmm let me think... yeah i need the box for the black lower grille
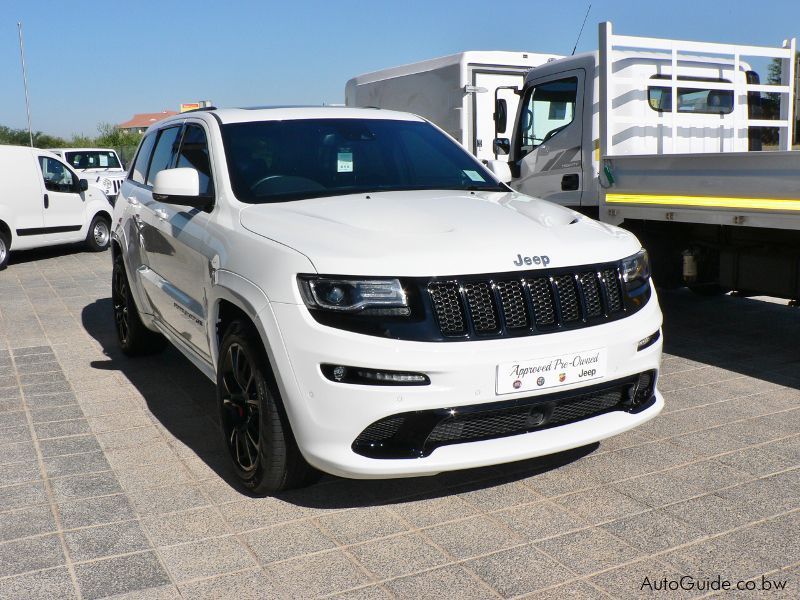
[427,261,633,340]
[352,372,657,459]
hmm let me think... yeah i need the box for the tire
[217,319,318,495]
[86,214,111,252]
[112,254,166,355]
[0,230,9,271]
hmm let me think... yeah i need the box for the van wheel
[0,230,9,270]
[112,254,166,355]
[86,215,110,252]
[217,319,318,495]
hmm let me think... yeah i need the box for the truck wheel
[86,215,111,252]
[217,319,318,495]
[112,254,166,355]
[0,230,9,270]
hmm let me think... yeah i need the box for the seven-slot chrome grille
[428,264,626,339]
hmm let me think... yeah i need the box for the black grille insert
[352,372,657,459]
[428,282,466,335]
[427,262,632,339]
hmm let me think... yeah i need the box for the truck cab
[491,46,777,213]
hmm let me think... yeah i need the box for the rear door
[472,71,527,161]
[37,155,86,240]
[511,69,585,207]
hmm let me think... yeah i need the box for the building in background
[117,110,178,134]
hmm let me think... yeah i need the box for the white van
[0,145,113,270]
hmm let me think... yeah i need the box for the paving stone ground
[0,244,798,599]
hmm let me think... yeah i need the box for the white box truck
[480,23,800,301]
[345,51,561,162]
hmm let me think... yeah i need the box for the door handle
[44,194,49,209]
[561,174,580,191]
[127,196,139,207]
[154,209,168,221]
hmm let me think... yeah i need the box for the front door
[511,69,585,207]
[138,123,215,359]
[37,156,85,239]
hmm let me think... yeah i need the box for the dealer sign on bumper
[497,348,608,395]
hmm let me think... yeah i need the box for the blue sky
[2,0,798,137]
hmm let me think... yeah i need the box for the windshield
[221,118,505,203]
[64,151,122,170]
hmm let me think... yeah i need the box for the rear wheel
[0,230,9,270]
[217,319,318,495]
[86,215,110,252]
[112,254,165,355]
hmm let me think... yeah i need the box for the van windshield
[221,118,505,203]
[64,151,121,170]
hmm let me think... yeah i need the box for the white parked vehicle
[49,148,126,202]
[346,51,560,162]
[0,146,113,269]
[485,23,800,299]
[111,106,663,494]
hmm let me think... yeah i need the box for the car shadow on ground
[80,297,602,508]
[9,243,91,266]
[658,289,800,391]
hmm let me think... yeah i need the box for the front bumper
[264,282,663,479]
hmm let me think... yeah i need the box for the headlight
[298,276,409,314]
[620,250,651,290]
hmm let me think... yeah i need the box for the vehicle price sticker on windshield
[337,151,353,172]
[496,348,607,395]
[463,169,485,182]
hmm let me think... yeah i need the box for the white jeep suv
[111,107,663,494]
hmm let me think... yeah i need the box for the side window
[647,77,734,114]
[176,124,214,195]
[38,157,76,192]
[131,133,158,184]
[518,77,578,157]
[146,127,182,187]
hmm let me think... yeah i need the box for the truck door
[472,71,526,162]
[510,69,584,207]
[37,155,86,240]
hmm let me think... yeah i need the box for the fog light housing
[630,370,656,408]
[637,330,660,351]
[321,364,430,386]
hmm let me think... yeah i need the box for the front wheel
[217,320,318,495]
[86,215,111,252]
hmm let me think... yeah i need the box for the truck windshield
[64,151,121,170]
[221,118,505,203]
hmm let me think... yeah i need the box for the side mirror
[493,137,511,156]
[486,160,513,183]
[153,168,213,212]
[494,98,508,134]
[78,179,89,192]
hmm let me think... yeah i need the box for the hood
[239,190,641,276]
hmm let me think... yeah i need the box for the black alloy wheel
[111,254,166,355]
[220,342,261,473]
[112,259,131,346]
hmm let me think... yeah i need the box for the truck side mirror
[494,137,511,156]
[494,98,508,134]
